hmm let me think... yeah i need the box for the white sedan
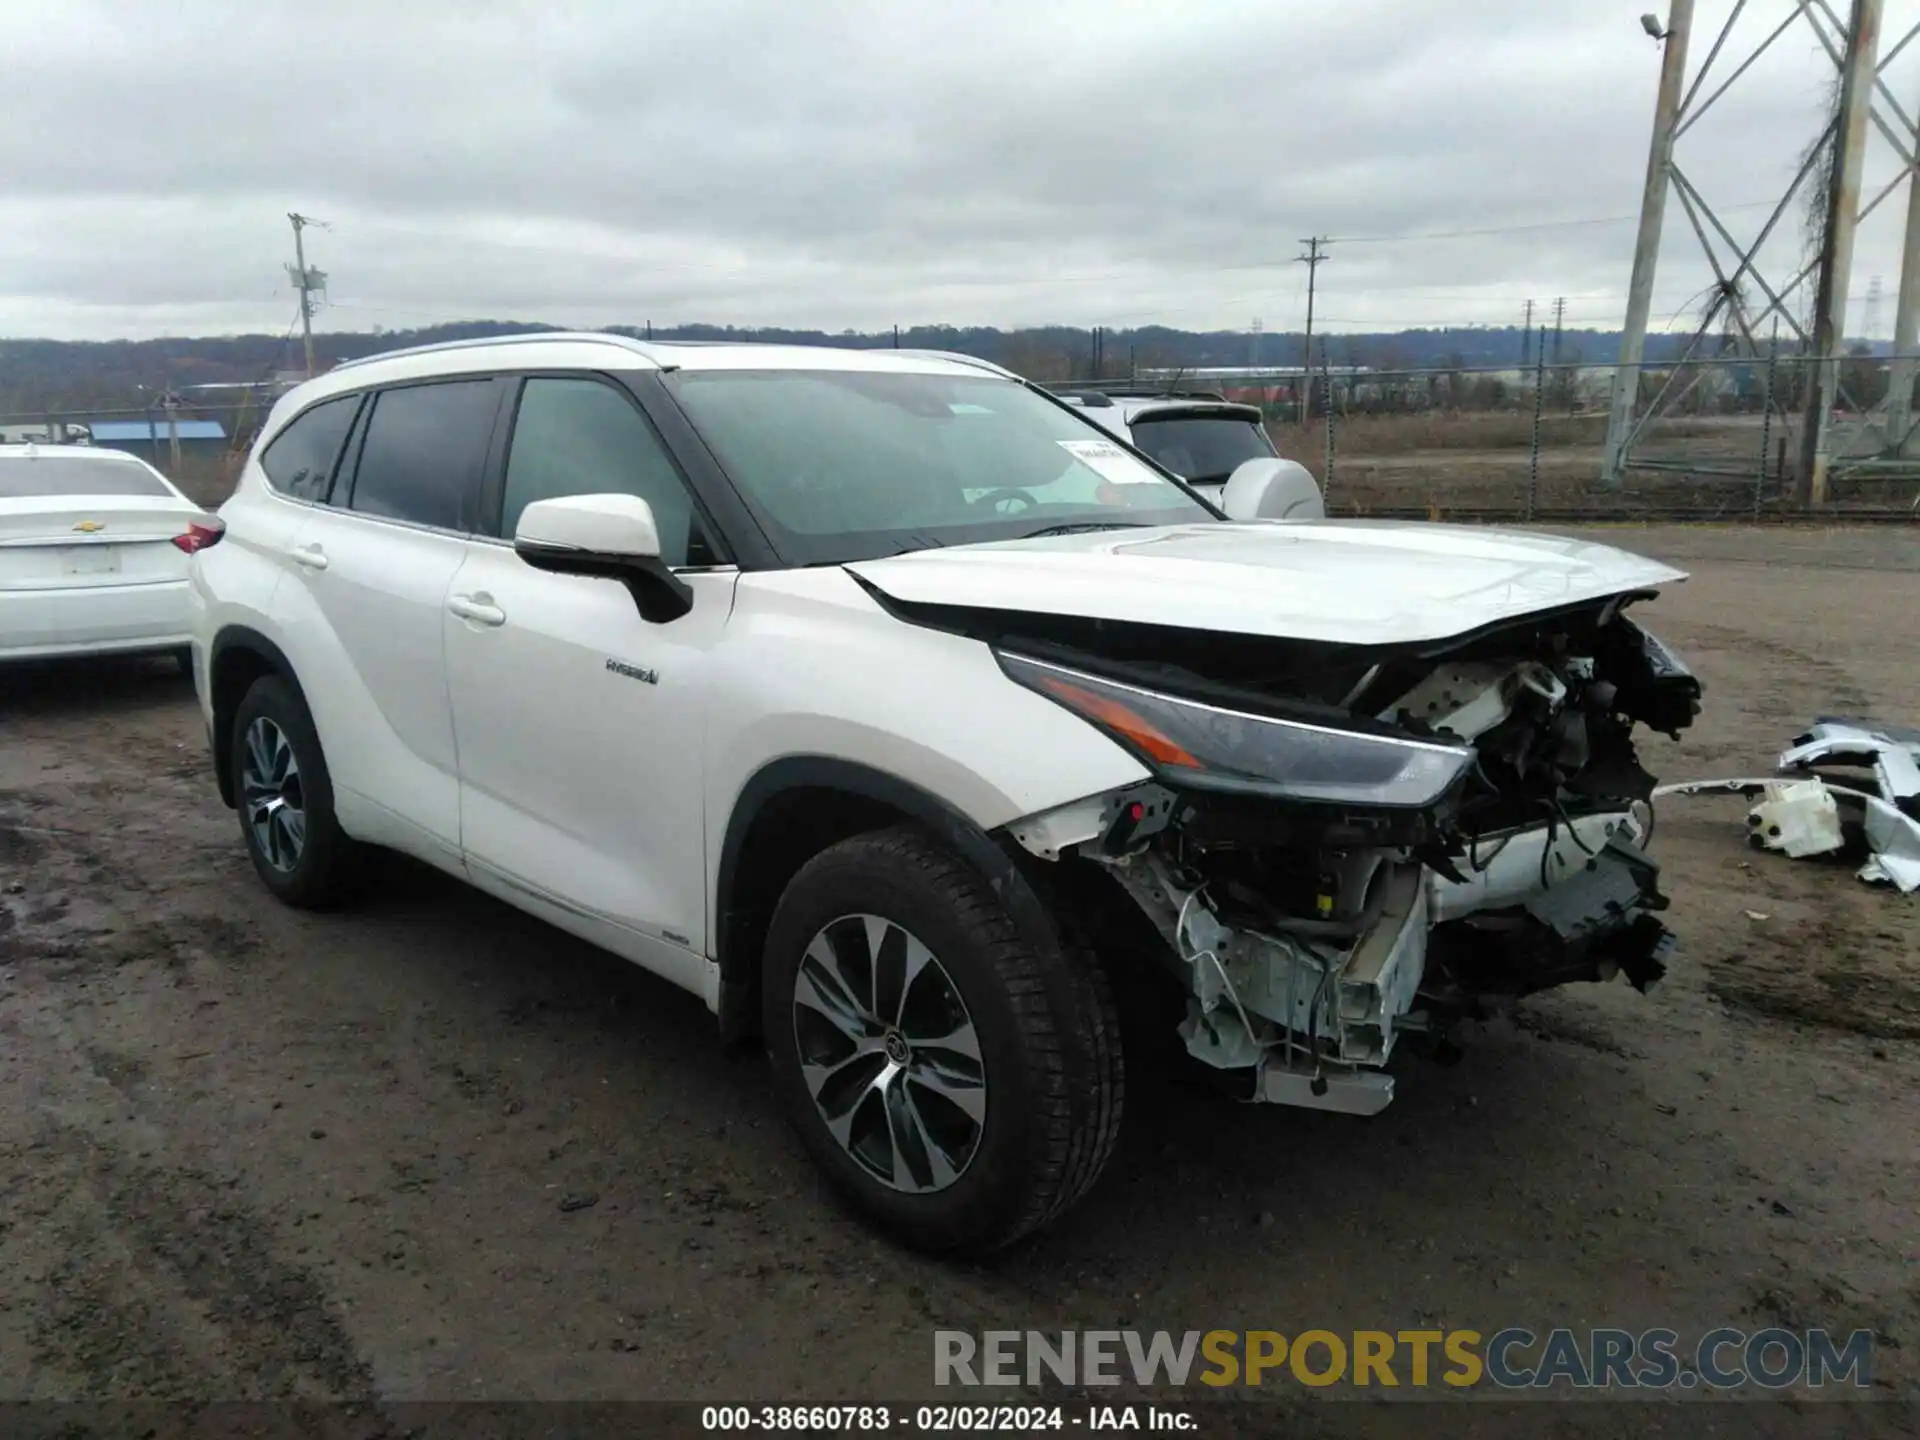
[0,444,222,668]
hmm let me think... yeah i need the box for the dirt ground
[2,524,1917,1437]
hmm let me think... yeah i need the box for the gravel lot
[2,524,1916,1437]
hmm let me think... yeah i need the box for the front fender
[699,568,1150,1024]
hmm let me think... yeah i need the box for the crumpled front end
[997,597,1702,1114]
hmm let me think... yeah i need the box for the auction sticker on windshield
[1058,438,1158,484]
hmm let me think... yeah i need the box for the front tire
[230,674,367,908]
[762,826,1124,1254]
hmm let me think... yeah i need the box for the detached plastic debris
[1747,778,1845,858]
[1778,718,1920,821]
[1857,803,1920,892]
[1650,715,1920,895]
[1777,718,1920,893]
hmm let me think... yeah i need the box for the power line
[1330,196,1784,245]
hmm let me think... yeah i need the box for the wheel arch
[713,756,1062,1046]
[207,626,303,808]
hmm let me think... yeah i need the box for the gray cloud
[4,0,1918,340]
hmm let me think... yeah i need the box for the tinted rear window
[344,380,499,531]
[261,394,361,500]
[1129,415,1274,482]
[0,456,173,499]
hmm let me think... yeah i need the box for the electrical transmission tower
[287,213,330,380]
[1600,0,1920,504]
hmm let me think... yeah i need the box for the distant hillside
[0,319,1683,417]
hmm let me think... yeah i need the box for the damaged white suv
[189,334,1702,1254]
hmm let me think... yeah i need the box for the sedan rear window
[0,456,174,499]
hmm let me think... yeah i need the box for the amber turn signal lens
[1038,677,1204,770]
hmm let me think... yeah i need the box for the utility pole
[1551,296,1567,409]
[163,391,182,477]
[1296,236,1329,423]
[286,213,328,380]
[1601,0,1694,488]
[1522,299,1535,368]
[1798,0,1883,506]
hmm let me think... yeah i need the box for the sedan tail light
[172,519,225,554]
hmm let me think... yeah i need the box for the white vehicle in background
[0,444,220,668]
[1048,382,1299,506]
[189,334,1701,1255]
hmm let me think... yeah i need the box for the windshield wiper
[1016,520,1154,540]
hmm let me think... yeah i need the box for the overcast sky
[6,0,1920,342]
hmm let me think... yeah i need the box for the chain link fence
[1237,354,1920,522]
[0,399,263,507]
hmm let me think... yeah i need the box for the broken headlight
[998,652,1473,807]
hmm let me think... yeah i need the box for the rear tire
[172,645,193,679]
[762,825,1124,1255]
[230,674,367,909]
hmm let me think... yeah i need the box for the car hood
[845,520,1687,647]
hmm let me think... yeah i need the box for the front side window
[499,377,709,566]
[259,394,360,500]
[1129,414,1275,484]
[662,370,1214,566]
[345,380,499,531]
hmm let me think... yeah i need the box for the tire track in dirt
[23,1127,376,1399]
[2,769,376,1400]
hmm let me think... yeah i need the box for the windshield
[663,370,1216,565]
[1129,414,1275,483]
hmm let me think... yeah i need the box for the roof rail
[1048,380,1231,402]
[328,330,659,374]
[890,349,1023,381]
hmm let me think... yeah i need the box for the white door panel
[445,541,735,965]
[277,508,466,849]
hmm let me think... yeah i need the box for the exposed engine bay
[971,590,1705,1115]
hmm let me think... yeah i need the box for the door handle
[448,593,506,627]
[290,544,328,570]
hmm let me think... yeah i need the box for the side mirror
[1218,458,1324,522]
[514,493,693,623]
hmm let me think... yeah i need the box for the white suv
[190,333,1702,1254]
[1049,384,1287,504]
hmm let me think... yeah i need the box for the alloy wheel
[241,716,306,872]
[790,914,986,1194]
